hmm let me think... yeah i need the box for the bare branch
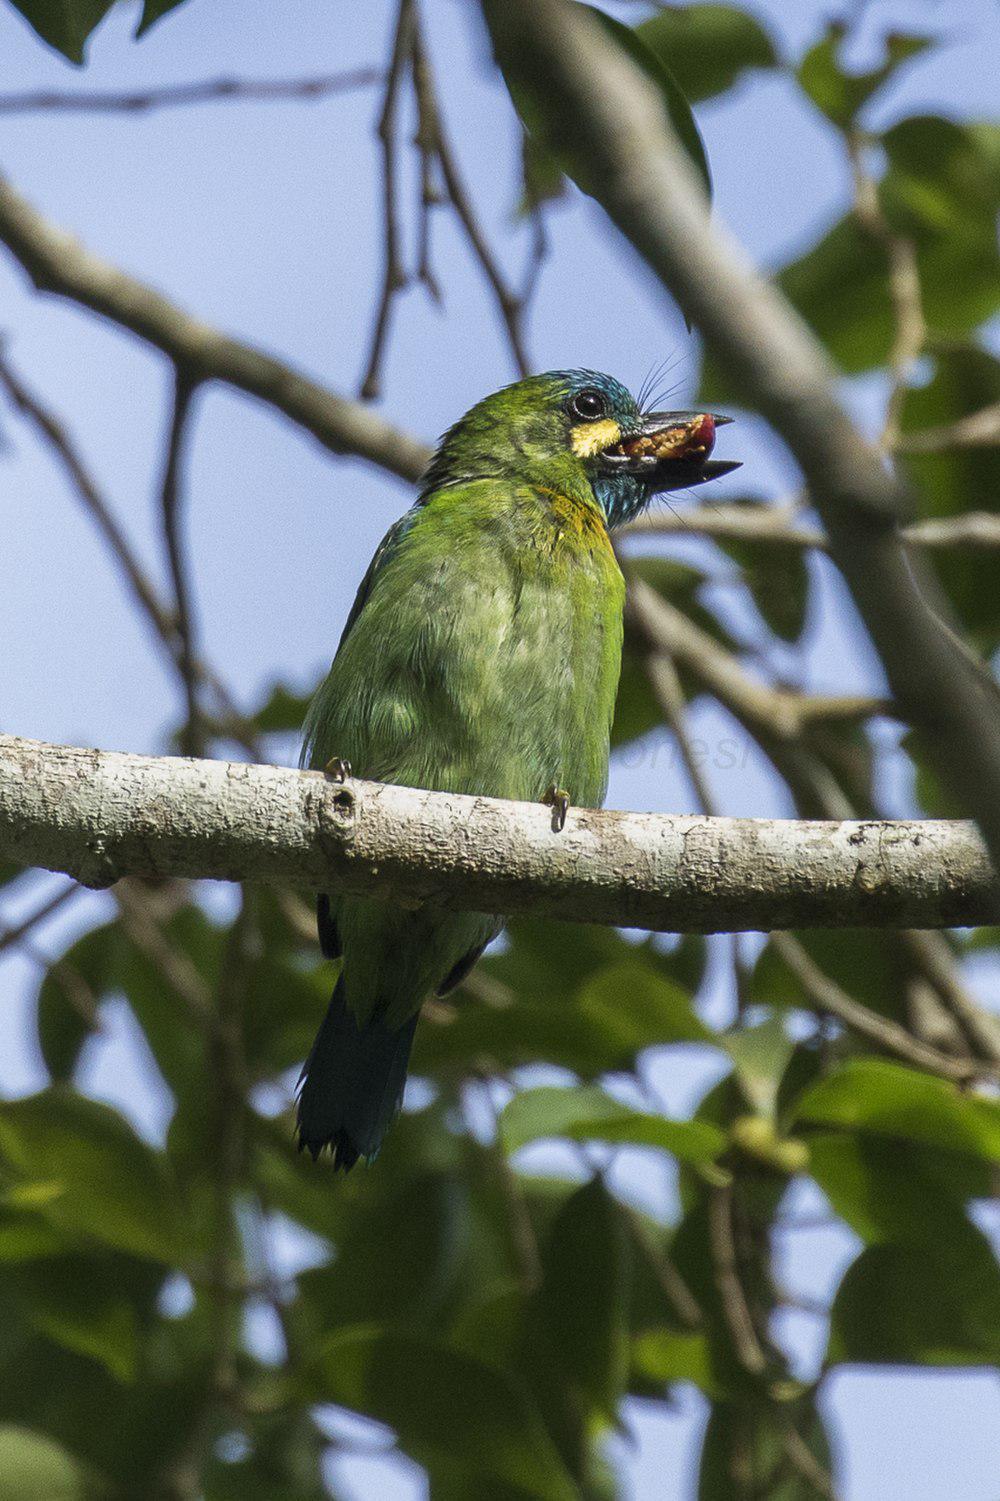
[0,174,431,484]
[627,577,888,740]
[706,1181,769,1376]
[900,928,1000,1066]
[0,346,175,642]
[480,0,1000,881]
[769,932,990,1083]
[1,734,997,933]
[159,370,204,756]
[0,880,80,957]
[847,130,925,449]
[0,349,252,743]
[0,71,382,117]
[896,401,1000,455]
[624,504,1000,552]
[359,0,417,401]
[411,13,532,378]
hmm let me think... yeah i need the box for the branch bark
[480,0,1000,887]
[1,734,996,934]
[0,175,431,483]
[623,505,1000,552]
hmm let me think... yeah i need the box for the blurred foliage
[2,1,1000,1499]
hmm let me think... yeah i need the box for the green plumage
[297,371,734,1168]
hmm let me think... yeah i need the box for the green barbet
[299,370,737,1168]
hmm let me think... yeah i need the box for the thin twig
[114,881,213,1028]
[847,130,925,450]
[0,347,175,642]
[0,71,382,116]
[780,1424,839,1501]
[159,368,203,756]
[628,577,889,740]
[896,402,1000,454]
[626,1205,702,1330]
[359,0,416,400]
[706,1180,768,1377]
[411,13,532,377]
[0,880,80,957]
[624,504,1000,552]
[17,939,99,1028]
[770,932,992,1083]
[0,348,250,741]
[900,929,1000,1066]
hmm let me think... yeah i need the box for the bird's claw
[324,756,353,784]
[543,784,571,833]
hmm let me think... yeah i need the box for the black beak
[598,409,740,491]
[647,458,742,491]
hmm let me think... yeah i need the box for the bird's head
[420,369,739,526]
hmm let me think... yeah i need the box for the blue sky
[1,1,999,1497]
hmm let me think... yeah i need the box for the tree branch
[624,504,1000,552]
[1,734,996,933]
[769,932,989,1083]
[358,0,416,401]
[480,0,1000,884]
[0,175,431,483]
[159,369,203,756]
[0,70,382,116]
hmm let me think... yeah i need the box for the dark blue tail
[296,976,418,1171]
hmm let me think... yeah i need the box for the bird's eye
[569,389,607,421]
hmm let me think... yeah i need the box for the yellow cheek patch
[570,417,621,458]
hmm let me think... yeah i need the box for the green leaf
[501,1085,723,1163]
[535,1179,630,1422]
[297,1171,468,1333]
[632,1328,719,1396]
[115,904,220,1107]
[248,680,312,735]
[5,1253,157,1383]
[0,1426,83,1501]
[637,4,778,104]
[314,1327,577,1501]
[416,925,711,1079]
[0,1089,193,1263]
[135,0,188,36]
[798,24,933,129]
[575,958,712,1051]
[722,1013,795,1118]
[703,117,1000,395]
[792,1059,1000,1162]
[827,1221,1000,1367]
[489,1,711,213]
[808,1132,992,1245]
[720,532,810,642]
[7,0,116,63]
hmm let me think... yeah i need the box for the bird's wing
[335,510,416,654]
[299,510,416,772]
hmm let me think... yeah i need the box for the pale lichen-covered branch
[0,735,995,933]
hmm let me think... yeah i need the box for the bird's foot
[324,756,353,783]
[543,784,571,833]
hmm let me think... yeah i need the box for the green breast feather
[303,478,625,809]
